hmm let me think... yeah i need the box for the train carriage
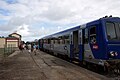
[39,16,120,71]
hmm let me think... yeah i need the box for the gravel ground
[0,50,117,80]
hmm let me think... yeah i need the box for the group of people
[19,43,38,55]
[27,44,38,55]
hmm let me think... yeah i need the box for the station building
[0,33,22,50]
[8,33,21,47]
[0,37,6,48]
[6,37,19,48]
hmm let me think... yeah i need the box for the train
[38,16,120,73]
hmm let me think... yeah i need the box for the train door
[83,25,100,63]
[73,30,79,59]
[70,32,73,59]
[79,29,83,61]
[83,27,94,62]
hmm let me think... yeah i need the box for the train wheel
[53,52,57,56]
[69,58,73,62]
[78,61,83,66]
[113,68,120,76]
[86,62,92,70]
[117,69,120,75]
[82,61,87,68]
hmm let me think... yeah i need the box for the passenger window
[44,39,46,43]
[40,40,42,44]
[58,39,60,44]
[51,40,54,44]
[106,22,117,40]
[70,34,72,44]
[62,39,65,44]
[63,35,70,44]
[115,23,120,39]
[55,40,58,44]
[48,39,50,44]
[46,39,48,44]
[84,29,88,44]
[60,40,63,44]
[65,39,70,44]
[58,36,64,44]
[89,26,97,44]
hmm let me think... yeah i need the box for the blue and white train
[39,16,120,72]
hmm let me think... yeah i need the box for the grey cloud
[0,16,33,32]
[0,25,14,31]
[0,0,120,41]
[39,0,77,21]
[42,7,76,21]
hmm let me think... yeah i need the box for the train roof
[41,16,120,39]
[42,26,80,39]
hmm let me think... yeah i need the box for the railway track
[22,50,119,79]
[45,51,120,78]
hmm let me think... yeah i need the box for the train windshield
[106,22,120,41]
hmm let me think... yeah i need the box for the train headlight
[109,51,118,57]
[115,52,118,56]
[110,51,114,57]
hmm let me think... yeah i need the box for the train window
[51,40,54,44]
[41,40,43,43]
[55,40,58,44]
[58,36,62,39]
[48,39,50,44]
[65,39,70,44]
[63,39,65,44]
[90,26,96,35]
[60,39,64,44]
[89,26,97,44]
[60,40,62,44]
[115,23,120,40]
[106,22,117,40]
[40,40,42,44]
[58,36,63,44]
[44,40,46,43]
[70,34,72,44]
[84,28,88,43]
[79,30,82,44]
[46,39,48,44]
[61,34,70,44]
[65,35,70,44]
[58,40,60,44]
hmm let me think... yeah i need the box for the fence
[0,44,17,61]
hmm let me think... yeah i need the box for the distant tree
[26,41,30,44]
[9,35,12,37]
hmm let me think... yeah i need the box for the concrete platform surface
[0,50,116,80]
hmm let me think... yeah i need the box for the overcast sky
[0,0,120,41]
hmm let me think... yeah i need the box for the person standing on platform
[33,44,37,55]
[19,44,24,52]
[28,44,31,53]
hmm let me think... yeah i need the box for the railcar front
[103,17,120,72]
